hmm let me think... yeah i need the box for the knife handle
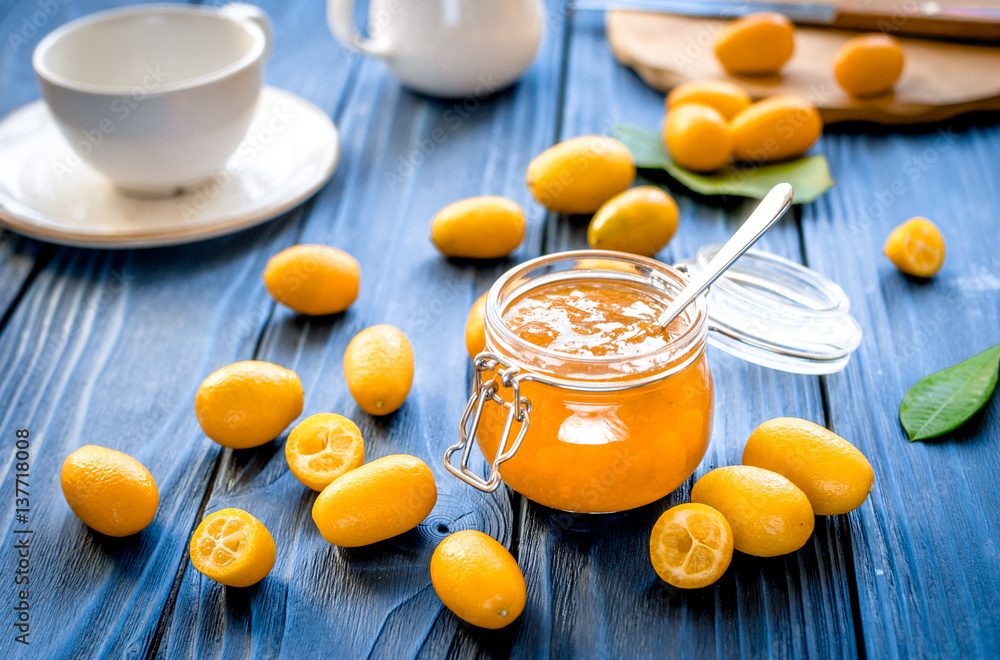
[826,1,1000,42]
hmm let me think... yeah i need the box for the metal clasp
[443,352,531,492]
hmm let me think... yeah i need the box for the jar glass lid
[678,244,862,375]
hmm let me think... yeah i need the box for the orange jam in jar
[463,252,713,513]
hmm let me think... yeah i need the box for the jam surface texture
[504,282,672,358]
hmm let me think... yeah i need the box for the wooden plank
[0,223,296,658]
[0,232,46,325]
[156,1,570,657]
[0,0,356,657]
[801,122,1000,658]
[511,10,859,658]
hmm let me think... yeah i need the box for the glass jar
[444,249,861,513]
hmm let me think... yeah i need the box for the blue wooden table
[2,1,999,657]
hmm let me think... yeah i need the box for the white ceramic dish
[327,0,544,98]
[0,86,339,249]
[34,2,273,197]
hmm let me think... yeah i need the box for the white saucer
[0,86,339,248]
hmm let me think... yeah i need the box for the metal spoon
[656,182,795,329]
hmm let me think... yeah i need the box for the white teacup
[328,0,544,98]
[33,3,272,197]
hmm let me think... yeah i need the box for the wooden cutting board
[606,11,1000,124]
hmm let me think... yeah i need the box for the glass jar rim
[484,250,708,388]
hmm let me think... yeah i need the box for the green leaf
[611,124,835,204]
[900,343,1000,442]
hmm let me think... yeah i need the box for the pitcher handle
[327,0,393,58]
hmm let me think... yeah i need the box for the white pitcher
[328,0,544,98]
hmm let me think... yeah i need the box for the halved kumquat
[883,217,945,278]
[650,503,734,589]
[285,413,364,491]
[190,508,275,588]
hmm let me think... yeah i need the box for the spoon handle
[656,182,795,329]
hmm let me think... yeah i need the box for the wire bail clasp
[444,352,531,492]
